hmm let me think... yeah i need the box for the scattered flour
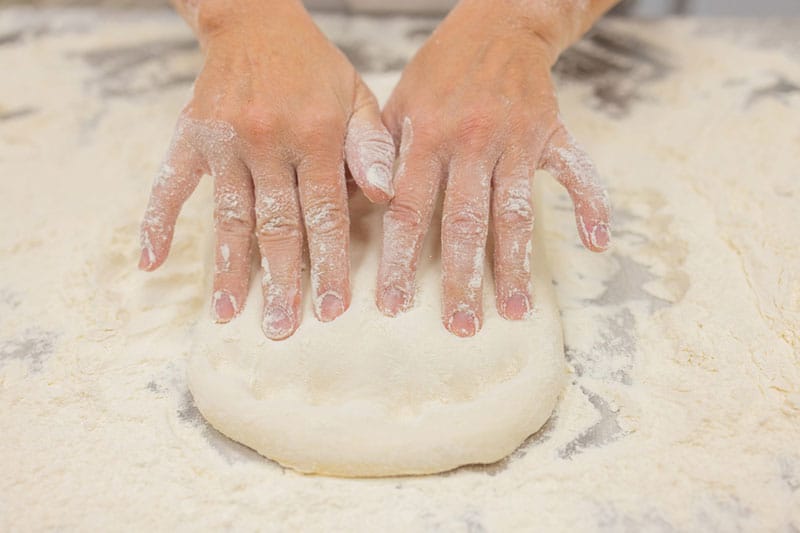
[0,10,798,532]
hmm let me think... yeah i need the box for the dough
[187,191,566,477]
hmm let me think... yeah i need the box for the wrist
[194,0,305,45]
[455,0,600,63]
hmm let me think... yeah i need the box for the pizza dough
[187,191,566,477]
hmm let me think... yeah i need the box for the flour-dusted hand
[377,0,617,337]
[139,0,394,340]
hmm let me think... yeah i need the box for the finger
[345,78,396,203]
[541,125,611,252]
[297,153,351,323]
[252,163,304,340]
[139,127,206,271]
[345,167,358,198]
[376,118,443,316]
[491,151,534,321]
[211,158,255,323]
[441,157,492,337]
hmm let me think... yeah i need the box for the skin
[140,0,617,340]
[139,0,395,340]
[378,0,617,336]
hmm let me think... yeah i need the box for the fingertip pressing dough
[188,193,566,477]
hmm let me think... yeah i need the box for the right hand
[138,0,395,340]
[376,0,612,337]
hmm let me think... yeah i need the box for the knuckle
[386,198,424,232]
[254,195,301,242]
[497,207,533,232]
[217,215,253,235]
[444,208,487,240]
[409,116,443,147]
[295,109,345,145]
[395,108,441,147]
[495,194,533,231]
[238,107,281,142]
[255,214,301,242]
[303,199,347,237]
[407,109,436,133]
[507,113,536,139]
[455,108,498,147]
[215,191,253,233]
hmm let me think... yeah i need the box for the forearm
[453,0,620,63]
[530,0,620,53]
[169,0,307,48]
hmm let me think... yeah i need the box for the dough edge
[187,201,566,478]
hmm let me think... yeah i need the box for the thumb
[345,77,396,203]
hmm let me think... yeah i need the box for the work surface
[1,8,799,531]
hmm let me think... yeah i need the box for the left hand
[377,0,612,337]
[138,0,395,340]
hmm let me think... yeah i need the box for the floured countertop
[1,8,798,531]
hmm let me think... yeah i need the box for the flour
[0,9,798,531]
[345,116,396,196]
[219,242,230,271]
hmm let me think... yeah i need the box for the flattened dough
[188,192,566,477]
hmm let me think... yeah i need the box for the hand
[139,0,395,340]
[377,0,612,337]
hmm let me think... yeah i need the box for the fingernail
[262,305,294,340]
[139,231,156,270]
[138,248,151,270]
[367,164,394,197]
[503,293,531,320]
[318,292,345,322]
[448,310,479,337]
[212,290,237,323]
[139,244,156,270]
[381,287,408,316]
[592,222,610,250]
